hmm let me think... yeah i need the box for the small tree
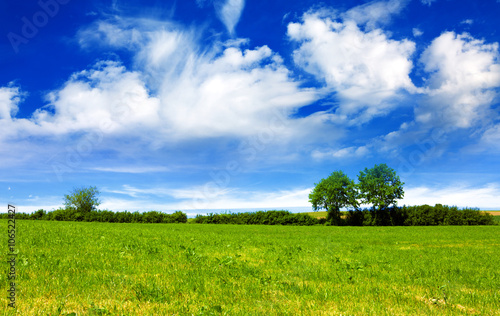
[64,186,101,214]
[31,209,46,220]
[357,164,404,211]
[309,171,358,225]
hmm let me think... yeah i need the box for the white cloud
[476,124,500,151]
[403,183,500,209]
[78,19,318,142]
[412,28,423,37]
[342,0,409,30]
[156,46,317,140]
[37,61,161,136]
[193,0,245,35]
[288,11,416,124]
[103,184,178,198]
[418,32,500,129]
[0,61,162,144]
[1,16,320,152]
[0,86,21,120]
[90,166,170,173]
[312,145,369,159]
[369,32,500,157]
[215,0,245,34]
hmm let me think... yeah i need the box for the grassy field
[1,221,499,315]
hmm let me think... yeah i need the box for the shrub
[191,210,321,226]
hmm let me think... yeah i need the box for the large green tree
[357,164,404,210]
[309,171,358,225]
[64,186,101,214]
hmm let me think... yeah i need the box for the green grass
[1,220,499,315]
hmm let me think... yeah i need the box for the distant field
[303,211,328,218]
[1,220,499,315]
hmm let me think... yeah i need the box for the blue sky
[1,0,500,215]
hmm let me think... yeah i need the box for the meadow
[1,220,499,315]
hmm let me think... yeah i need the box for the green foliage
[171,210,188,223]
[343,204,496,226]
[309,170,358,225]
[64,186,101,214]
[0,209,187,224]
[358,163,404,210]
[192,210,321,226]
[0,206,493,226]
[31,209,46,220]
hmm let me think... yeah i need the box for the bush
[343,205,495,226]
[191,210,321,226]
[0,208,189,224]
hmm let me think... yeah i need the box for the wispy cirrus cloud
[215,0,246,35]
[420,0,437,6]
[90,166,170,173]
[194,0,246,34]
[342,0,409,30]
[311,146,370,160]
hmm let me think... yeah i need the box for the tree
[357,164,404,211]
[64,186,101,214]
[309,171,358,225]
[30,209,46,220]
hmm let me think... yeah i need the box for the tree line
[1,208,188,223]
[343,204,495,226]
[193,205,495,226]
[1,205,494,226]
